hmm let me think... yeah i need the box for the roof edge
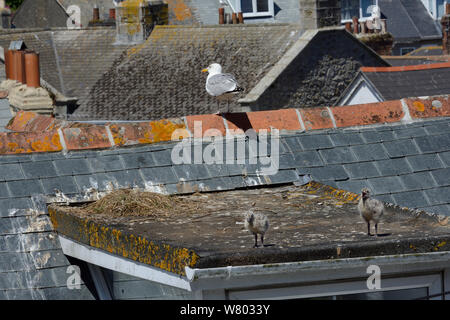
[361,62,450,73]
[2,94,450,155]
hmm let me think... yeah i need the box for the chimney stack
[299,0,341,29]
[442,3,450,55]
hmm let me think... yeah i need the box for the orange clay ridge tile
[3,94,450,155]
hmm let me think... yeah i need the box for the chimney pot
[4,49,13,80]
[352,16,359,34]
[13,50,26,84]
[109,8,116,20]
[238,12,244,24]
[24,51,40,88]
[446,3,450,15]
[232,12,238,24]
[219,8,225,24]
[93,7,100,21]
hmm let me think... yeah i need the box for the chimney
[115,0,168,45]
[4,49,13,80]
[24,51,40,88]
[93,5,100,21]
[13,50,26,84]
[442,3,450,55]
[299,0,341,29]
[109,8,116,20]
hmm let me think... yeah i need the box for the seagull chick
[358,188,384,237]
[202,63,243,114]
[245,202,269,247]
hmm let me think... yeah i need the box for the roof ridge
[361,62,450,73]
[3,94,450,155]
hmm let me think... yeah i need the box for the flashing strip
[58,235,192,291]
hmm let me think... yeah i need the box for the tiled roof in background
[0,28,129,104]
[74,24,305,120]
[359,63,450,101]
[379,0,442,42]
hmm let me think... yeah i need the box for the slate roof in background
[0,28,129,105]
[384,57,449,66]
[358,64,450,101]
[378,0,442,42]
[11,0,68,29]
[72,24,305,121]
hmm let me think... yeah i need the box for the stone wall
[252,30,387,110]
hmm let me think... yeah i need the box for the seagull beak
[201,68,208,73]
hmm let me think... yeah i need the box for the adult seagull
[202,63,243,114]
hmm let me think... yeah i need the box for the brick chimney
[299,0,341,29]
[442,3,450,55]
[115,0,168,45]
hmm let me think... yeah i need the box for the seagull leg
[261,234,264,247]
[375,223,378,237]
[367,222,371,236]
[253,233,258,248]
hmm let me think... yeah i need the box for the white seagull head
[202,63,222,75]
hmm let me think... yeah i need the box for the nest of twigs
[82,189,203,218]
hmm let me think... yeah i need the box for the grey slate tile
[120,153,155,170]
[373,194,394,204]
[351,144,389,161]
[40,285,95,300]
[336,179,372,194]
[291,151,324,167]
[329,132,365,147]
[391,191,431,209]
[88,155,124,172]
[140,167,178,184]
[30,250,69,269]
[0,182,9,199]
[151,149,174,166]
[298,134,333,150]
[7,179,44,197]
[383,140,420,158]
[424,187,450,206]
[406,154,444,172]
[439,151,450,166]
[0,163,25,181]
[307,165,349,182]
[360,130,396,143]
[368,176,405,195]
[173,164,211,181]
[205,164,230,178]
[0,252,33,272]
[41,176,79,195]
[0,154,32,164]
[344,162,381,179]
[281,136,303,152]
[374,158,413,176]
[264,169,299,185]
[0,198,32,217]
[53,158,93,176]
[20,161,58,179]
[423,122,450,135]
[415,133,450,154]
[430,168,450,187]
[394,127,428,139]
[107,170,145,189]
[399,172,437,191]
[31,152,67,162]
[319,147,358,165]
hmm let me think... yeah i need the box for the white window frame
[341,0,379,24]
[227,273,444,300]
[236,0,274,18]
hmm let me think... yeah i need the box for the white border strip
[58,235,192,291]
[295,109,306,132]
[326,107,337,128]
[57,127,68,152]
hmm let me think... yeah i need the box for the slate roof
[378,0,442,43]
[11,0,68,29]
[72,24,305,120]
[70,26,388,121]
[0,28,129,106]
[358,63,450,101]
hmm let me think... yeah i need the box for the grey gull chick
[244,202,269,247]
[358,187,384,237]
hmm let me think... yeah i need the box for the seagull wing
[206,73,240,96]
